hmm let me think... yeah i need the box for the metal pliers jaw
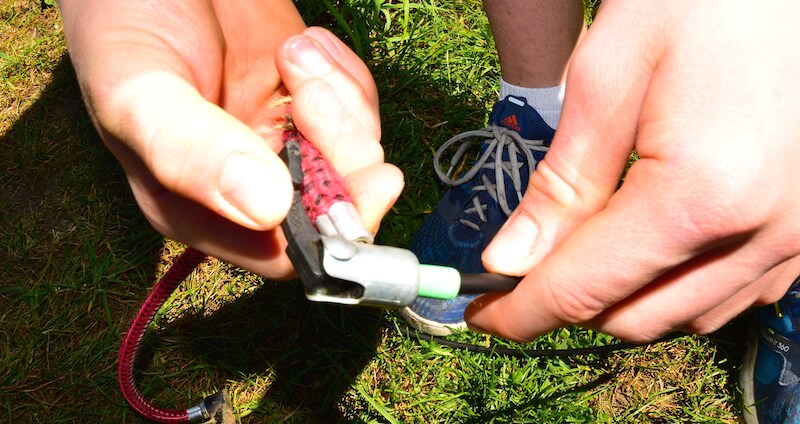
[279,140,421,308]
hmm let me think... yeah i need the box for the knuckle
[757,289,788,307]
[614,327,669,345]
[683,317,725,336]
[144,112,193,190]
[503,328,536,344]
[565,47,600,92]
[328,132,384,176]
[528,160,577,209]
[596,313,677,344]
[677,164,768,238]
[662,185,762,248]
[528,159,598,219]
[543,281,606,325]
[89,71,151,135]
[602,316,674,344]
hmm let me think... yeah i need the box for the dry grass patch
[591,337,738,423]
[0,1,64,132]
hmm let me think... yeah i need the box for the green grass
[1,0,746,422]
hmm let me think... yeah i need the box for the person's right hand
[466,0,800,343]
[59,0,404,278]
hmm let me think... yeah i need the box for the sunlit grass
[0,0,743,422]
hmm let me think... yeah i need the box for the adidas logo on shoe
[500,114,521,132]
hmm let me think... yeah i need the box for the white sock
[500,78,564,130]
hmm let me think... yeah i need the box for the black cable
[445,274,686,357]
[458,273,522,294]
[381,317,686,359]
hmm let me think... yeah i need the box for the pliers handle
[279,137,422,308]
[279,133,521,309]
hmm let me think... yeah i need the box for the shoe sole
[399,306,468,337]
[740,328,760,424]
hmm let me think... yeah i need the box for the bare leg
[484,0,585,88]
[399,1,588,336]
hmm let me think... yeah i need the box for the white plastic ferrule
[315,201,374,244]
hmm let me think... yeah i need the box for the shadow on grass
[0,20,493,423]
[0,54,165,422]
[0,53,385,422]
[6,2,717,423]
[160,283,384,422]
[705,314,752,410]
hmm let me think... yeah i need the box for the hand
[59,0,403,278]
[466,0,800,343]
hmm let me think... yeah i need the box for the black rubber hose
[458,273,522,294]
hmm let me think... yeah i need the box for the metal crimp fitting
[313,235,420,308]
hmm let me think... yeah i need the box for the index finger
[276,28,383,178]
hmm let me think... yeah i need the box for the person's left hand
[60,0,403,279]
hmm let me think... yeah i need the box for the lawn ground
[1,1,747,422]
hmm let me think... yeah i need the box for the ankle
[499,78,564,129]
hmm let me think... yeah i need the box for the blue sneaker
[742,277,800,423]
[400,95,553,336]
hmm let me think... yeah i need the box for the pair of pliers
[279,130,520,309]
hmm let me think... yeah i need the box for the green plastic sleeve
[417,265,461,300]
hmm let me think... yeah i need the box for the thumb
[97,72,293,231]
[467,4,675,341]
[480,6,663,277]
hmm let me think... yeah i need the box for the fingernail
[286,36,333,76]
[306,28,343,58]
[466,321,488,335]
[464,302,487,333]
[219,153,288,228]
[464,295,500,335]
[483,215,540,276]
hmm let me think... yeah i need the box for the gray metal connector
[315,201,374,244]
[313,235,420,308]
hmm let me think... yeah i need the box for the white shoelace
[433,125,548,230]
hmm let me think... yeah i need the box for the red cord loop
[118,248,206,423]
[118,130,351,422]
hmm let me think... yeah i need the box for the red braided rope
[283,129,352,223]
[118,248,206,423]
[118,129,353,422]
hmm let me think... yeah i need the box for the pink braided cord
[118,248,206,423]
[119,129,350,422]
[283,129,352,223]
